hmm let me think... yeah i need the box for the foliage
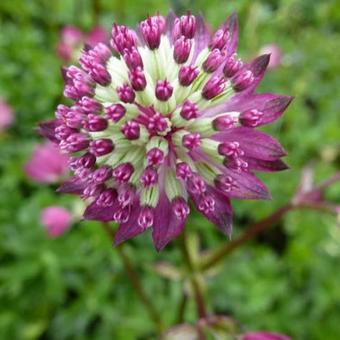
[0,0,339,339]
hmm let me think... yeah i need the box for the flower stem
[179,231,207,319]
[200,203,293,271]
[101,223,163,333]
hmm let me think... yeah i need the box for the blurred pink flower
[41,206,72,237]
[243,331,290,340]
[259,44,282,69]
[86,26,109,47]
[25,141,69,183]
[0,98,14,132]
[56,25,108,62]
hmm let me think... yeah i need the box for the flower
[56,25,108,62]
[40,12,292,250]
[24,141,69,183]
[0,98,14,132]
[259,44,282,69]
[41,206,72,237]
[242,331,290,340]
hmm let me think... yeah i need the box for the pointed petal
[165,10,177,43]
[244,157,289,172]
[192,14,210,62]
[218,168,271,200]
[220,12,239,55]
[83,201,118,222]
[213,127,287,161]
[152,194,186,251]
[57,177,87,194]
[204,93,293,122]
[38,119,60,143]
[114,201,145,246]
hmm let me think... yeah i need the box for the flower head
[41,206,72,237]
[41,12,292,250]
[0,98,14,132]
[25,141,69,183]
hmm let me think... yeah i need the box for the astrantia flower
[40,12,292,250]
[41,206,72,237]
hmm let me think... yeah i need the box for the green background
[0,0,339,339]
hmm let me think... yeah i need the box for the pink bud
[182,132,201,150]
[172,197,190,220]
[232,70,254,91]
[203,49,224,73]
[178,65,199,86]
[176,162,192,181]
[138,207,154,229]
[83,114,108,132]
[174,14,196,39]
[140,167,158,187]
[202,76,225,100]
[180,100,198,120]
[112,163,134,183]
[140,15,164,49]
[121,121,140,140]
[147,148,164,166]
[123,47,143,69]
[117,84,135,103]
[129,67,147,91]
[155,80,173,101]
[213,114,236,130]
[173,37,192,64]
[105,103,126,122]
[89,138,114,156]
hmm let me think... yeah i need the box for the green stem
[179,232,207,319]
[101,223,163,333]
[200,203,294,271]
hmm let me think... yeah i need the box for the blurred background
[0,0,339,339]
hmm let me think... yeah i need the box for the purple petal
[152,194,186,251]
[204,93,292,122]
[244,157,289,172]
[213,127,287,161]
[220,12,239,55]
[218,167,271,200]
[83,201,119,222]
[246,54,270,91]
[165,11,177,43]
[57,176,87,194]
[114,201,145,246]
[191,186,233,236]
[38,119,60,143]
[192,14,210,62]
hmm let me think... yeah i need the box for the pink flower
[25,141,69,183]
[56,25,108,62]
[242,331,290,340]
[0,98,14,132]
[259,44,282,69]
[41,12,292,250]
[41,206,72,237]
[86,26,109,47]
